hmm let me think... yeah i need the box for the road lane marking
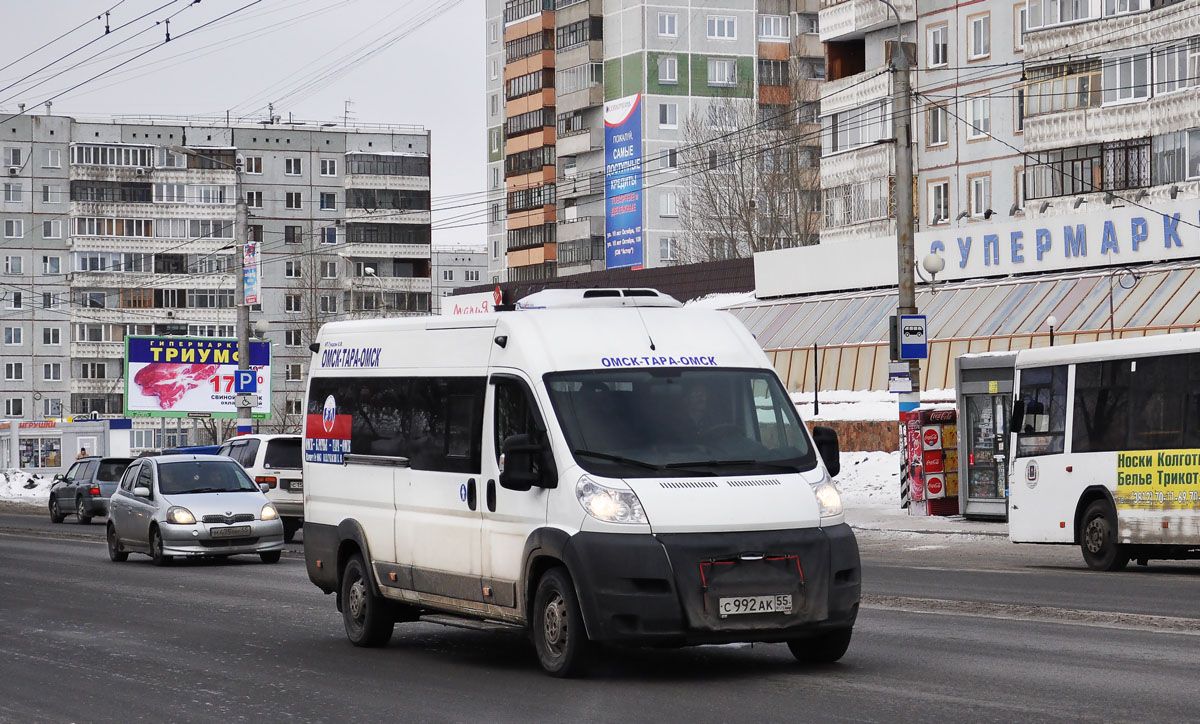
[864,594,1200,635]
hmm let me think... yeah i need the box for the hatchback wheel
[107,523,128,562]
[75,498,93,525]
[49,497,65,524]
[150,528,172,567]
[260,550,281,564]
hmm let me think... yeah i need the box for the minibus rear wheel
[1079,499,1129,572]
[532,567,592,677]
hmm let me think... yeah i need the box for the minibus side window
[407,377,486,473]
[1015,365,1067,458]
[493,378,540,462]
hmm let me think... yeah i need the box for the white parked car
[217,434,304,541]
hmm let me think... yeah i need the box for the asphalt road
[1,509,1198,723]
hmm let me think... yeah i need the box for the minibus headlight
[576,475,646,525]
[809,476,843,518]
[166,506,196,525]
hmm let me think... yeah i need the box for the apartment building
[431,246,488,312]
[487,0,825,280]
[0,114,431,440]
[1022,0,1200,216]
[819,0,1025,243]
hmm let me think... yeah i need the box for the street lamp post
[364,267,387,317]
[1047,315,1057,347]
[170,146,251,435]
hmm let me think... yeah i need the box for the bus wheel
[1080,500,1129,572]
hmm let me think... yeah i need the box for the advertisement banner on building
[604,93,644,270]
[123,336,272,419]
[243,241,261,305]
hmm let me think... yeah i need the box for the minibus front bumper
[562,524,860,645]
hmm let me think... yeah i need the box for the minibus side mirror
[500,433,558,491]
[812,426,841,478]
[1010,400,1025,434]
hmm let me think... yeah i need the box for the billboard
[604,93,644,269]
[243,241,261,305]
[123,336,272,419]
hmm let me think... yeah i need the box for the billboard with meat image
[124,336,272,419]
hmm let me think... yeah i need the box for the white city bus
[1008,331,1200,570]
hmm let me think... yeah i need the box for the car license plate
[288,481,303,492]
[210,525,251,538]
[718,594,792,617]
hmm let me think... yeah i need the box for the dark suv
[49,456,135,524]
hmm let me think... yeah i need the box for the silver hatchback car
[106,455,286,565]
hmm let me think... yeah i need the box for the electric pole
[235,163,252,436]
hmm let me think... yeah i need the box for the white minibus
[1008,331,1200,570]
[301,289,859,676]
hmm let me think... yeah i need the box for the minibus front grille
[658,481,719,489]
[725,478,782,488]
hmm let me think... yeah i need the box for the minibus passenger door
[481,374,551,611]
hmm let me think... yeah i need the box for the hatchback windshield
[158,461,258,495]
[263,438,302,469]
[544,368,816,478]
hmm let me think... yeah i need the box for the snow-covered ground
[0,469,54,504]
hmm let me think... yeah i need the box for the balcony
[1024,88,1200,153]
[70,270,234,290]
[71,377,124,395]
[557,127,601,156]
[69,165,235,184]
[68,306,234,325]
[556,214,602,241]
[336,243,430,259]
[821,139,896,189]
[343,174,430,191]
[70,341,124,359]
[819,0,913,43]
[351,275,432,293]
[343,208,431,224]
[820,66,894,116]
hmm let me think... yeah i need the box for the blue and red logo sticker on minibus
[305,394,352,464]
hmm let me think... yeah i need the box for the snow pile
[793,388,956,422]
[833,450,901,509]
[684,291,758,310]
[0,469,53,502]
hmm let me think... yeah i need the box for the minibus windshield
[544,368,816,478]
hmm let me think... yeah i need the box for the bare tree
[677,62,822,263]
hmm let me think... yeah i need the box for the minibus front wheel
[787,626,853,664]
[532,567,592,677]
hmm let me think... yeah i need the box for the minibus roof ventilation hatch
[516,288,683,309]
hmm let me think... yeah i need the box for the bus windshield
[544,368,816,478]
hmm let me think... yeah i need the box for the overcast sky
[1,0,486,247]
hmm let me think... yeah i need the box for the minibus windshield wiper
[572,449,662,471]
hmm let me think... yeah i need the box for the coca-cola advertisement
[124,336,272,419]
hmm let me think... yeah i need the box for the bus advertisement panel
[1116,451,1200,510]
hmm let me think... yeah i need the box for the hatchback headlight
[576,475,646,525]
[166,506,196,525]
[261,504,279,521]
[809,475,843,518]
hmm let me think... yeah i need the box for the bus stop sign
[899,315,928,359]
